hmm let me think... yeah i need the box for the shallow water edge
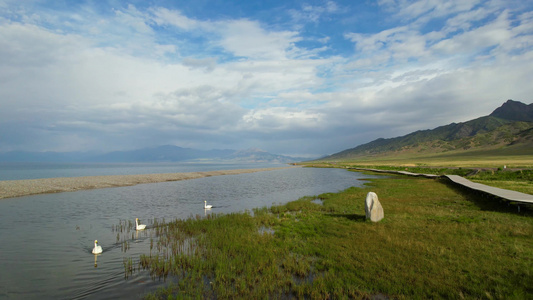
[0,166,298,199]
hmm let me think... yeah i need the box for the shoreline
[0,166,298,200]
[139,172,533,298]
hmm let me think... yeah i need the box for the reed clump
[140,175,533,299]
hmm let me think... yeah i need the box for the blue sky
[1,0,532,157]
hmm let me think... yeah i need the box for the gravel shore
[0,166,298,200]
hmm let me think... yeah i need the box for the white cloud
[215,19,301,60]
[443,5,495,33]
[148,7,308,61]
[0,1,532,156]
[182,57,217,72]
[290,1,340,23]
[380,0,483,24]
[0,5,329,153]
[431,9,512,56]
[328,1,533,147]
[150,7,199,30]
[241,107,323,134]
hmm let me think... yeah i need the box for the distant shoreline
[0,166,299,200]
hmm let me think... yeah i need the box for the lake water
[0,164,380,299]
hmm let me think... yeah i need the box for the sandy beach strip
[0,166,299,200]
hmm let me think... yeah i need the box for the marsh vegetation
[129,174,532,299]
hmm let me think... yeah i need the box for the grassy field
[302,153,533,195]
[316,154,533,169]
[468,169,533,195]
[321,140,533,168]
[138,174,533,299]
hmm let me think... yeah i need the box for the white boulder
[365,192,384,222]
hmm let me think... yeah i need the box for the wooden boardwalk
[350,168,440,179]
[443,175,533,204]
[350,167,533,206]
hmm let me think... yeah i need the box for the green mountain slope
[323,100,533,161]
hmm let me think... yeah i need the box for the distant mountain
[321,99,533,161]
[490,100,533,122]
[0,150,98,163]
[90,145,235,162]
[0,145,305,163]
[224,148,308,163]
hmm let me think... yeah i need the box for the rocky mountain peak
[489,99,533,122]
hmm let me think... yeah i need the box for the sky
[1,0,532,157]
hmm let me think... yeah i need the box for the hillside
[322,100,533,161]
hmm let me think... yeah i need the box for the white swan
[92,240,102,254]
[204,201,213,209]
[135,218,146,230]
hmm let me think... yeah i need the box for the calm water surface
[0,166,380,299]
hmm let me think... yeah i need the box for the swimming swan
[204,201,213,209]
[92,240,102,254]
[135,218,146,230]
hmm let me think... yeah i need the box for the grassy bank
[312,150,533,169]
[137,174,533,299]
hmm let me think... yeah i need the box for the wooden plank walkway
[350,168,439,179]
[350,167,533,205]
[443,175,533,204]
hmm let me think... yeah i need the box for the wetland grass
[140,175,532,299]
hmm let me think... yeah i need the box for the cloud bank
[0,0,532,156]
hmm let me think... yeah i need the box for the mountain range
[0,146,307,164]
[3,100,531,164]
[321,99,533,161]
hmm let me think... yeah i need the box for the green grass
[469,169,533,194]
[139,175,533,299]
[365,166,533,194]
[307,153,533,169]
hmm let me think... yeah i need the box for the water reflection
[204,208,212,217]
[0,167,381,299]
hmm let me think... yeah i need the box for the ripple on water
[0,167,381,299]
